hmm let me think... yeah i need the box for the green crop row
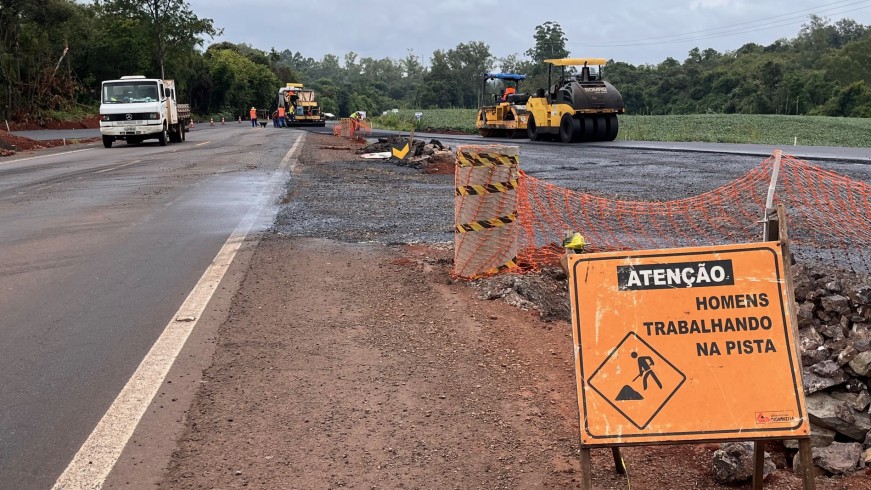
[371,110,871,148]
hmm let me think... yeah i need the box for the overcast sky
[187,0,870,67]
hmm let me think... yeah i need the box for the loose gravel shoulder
[158,132,871,489]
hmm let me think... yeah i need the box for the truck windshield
[102,81,160,104]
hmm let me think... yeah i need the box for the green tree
[821,81,871,117]
[204,48,278,115]
[0,0,96,117]
[525,21,569,64]
[822,30,871,87]
[400,49,425,79]
[421,41,492,109]
[519,22,570,91]
[99,0,218,79]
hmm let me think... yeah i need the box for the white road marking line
[194,141,210,147]
[52,133,306,490]
[0,148,94,165]
[95,160,142,174]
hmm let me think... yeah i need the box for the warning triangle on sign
[588,332,686,430]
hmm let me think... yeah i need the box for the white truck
[99,76,190,148]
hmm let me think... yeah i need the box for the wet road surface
[0,125,299,489]
[1,124,868,488]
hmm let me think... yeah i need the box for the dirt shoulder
[0,116,99,155]
[151,133,869,489]
[6,115,99,131]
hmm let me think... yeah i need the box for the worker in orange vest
[277,104,286,127]
[249,106,257,128]
[501,86,516,102]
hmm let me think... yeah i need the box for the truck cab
[99,75,189,148]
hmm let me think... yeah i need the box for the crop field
[372,110,871,148]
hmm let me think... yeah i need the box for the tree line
[1,1,868,120]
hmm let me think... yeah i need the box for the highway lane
[307,124,871,163]
[306,125,871,197]
[0,125,299,489]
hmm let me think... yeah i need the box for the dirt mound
[6,115,100,131]
[0,129,98,156]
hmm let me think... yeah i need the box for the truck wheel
[605,114,619,141]
[579,117,594,142]
[527,116,542,141]
[559,114,579,143]
[102,135,113,148]
[158,125,168,146]
[593,116,608,141]
[180,123,186,141]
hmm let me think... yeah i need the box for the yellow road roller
[525,58,624,143]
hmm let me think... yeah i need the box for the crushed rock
[358,136,455,170]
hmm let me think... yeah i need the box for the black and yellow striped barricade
[453,145,520,278]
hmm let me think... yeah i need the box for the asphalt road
[308,125,871,199]
[0,125,299,489]
[2,124,869,489]
[16,126,871,163]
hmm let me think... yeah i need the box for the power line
[582,5,870,47]
[580,0,865,45]
[558,1,869,48]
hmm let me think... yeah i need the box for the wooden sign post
[566,205,814,489]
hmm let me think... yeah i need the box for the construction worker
[278,104,286,127]
[249,106,257,128]
[288,92,299,122]
[501,86,516,102]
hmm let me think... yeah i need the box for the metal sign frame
[565,205,814,490]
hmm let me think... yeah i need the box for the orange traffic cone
[210,118,214,126]
[221,117,225,125]
[190,120,195,129]
[238,117,242,124]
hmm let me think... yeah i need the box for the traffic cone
[210,117,214,126]
[221,117,225,125]
[238,117,242,124]
[190,120,195,129]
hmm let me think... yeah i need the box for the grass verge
[371,110,871,148]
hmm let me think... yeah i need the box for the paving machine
[278,83,325,127]
[476,73,531,138]
[525,58,624,143]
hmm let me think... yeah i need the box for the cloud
[689,0,744,9]
[187,0,871,66]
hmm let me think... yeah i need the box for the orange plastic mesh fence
[453,150,871,278]
[351,118,372,139]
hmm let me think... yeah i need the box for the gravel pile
[274,134,454,244]
[792,265,871,473]
[358,136,455,169]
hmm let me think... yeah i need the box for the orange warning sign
[567,242,808,446]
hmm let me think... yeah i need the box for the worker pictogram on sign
[588,332,686,430]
